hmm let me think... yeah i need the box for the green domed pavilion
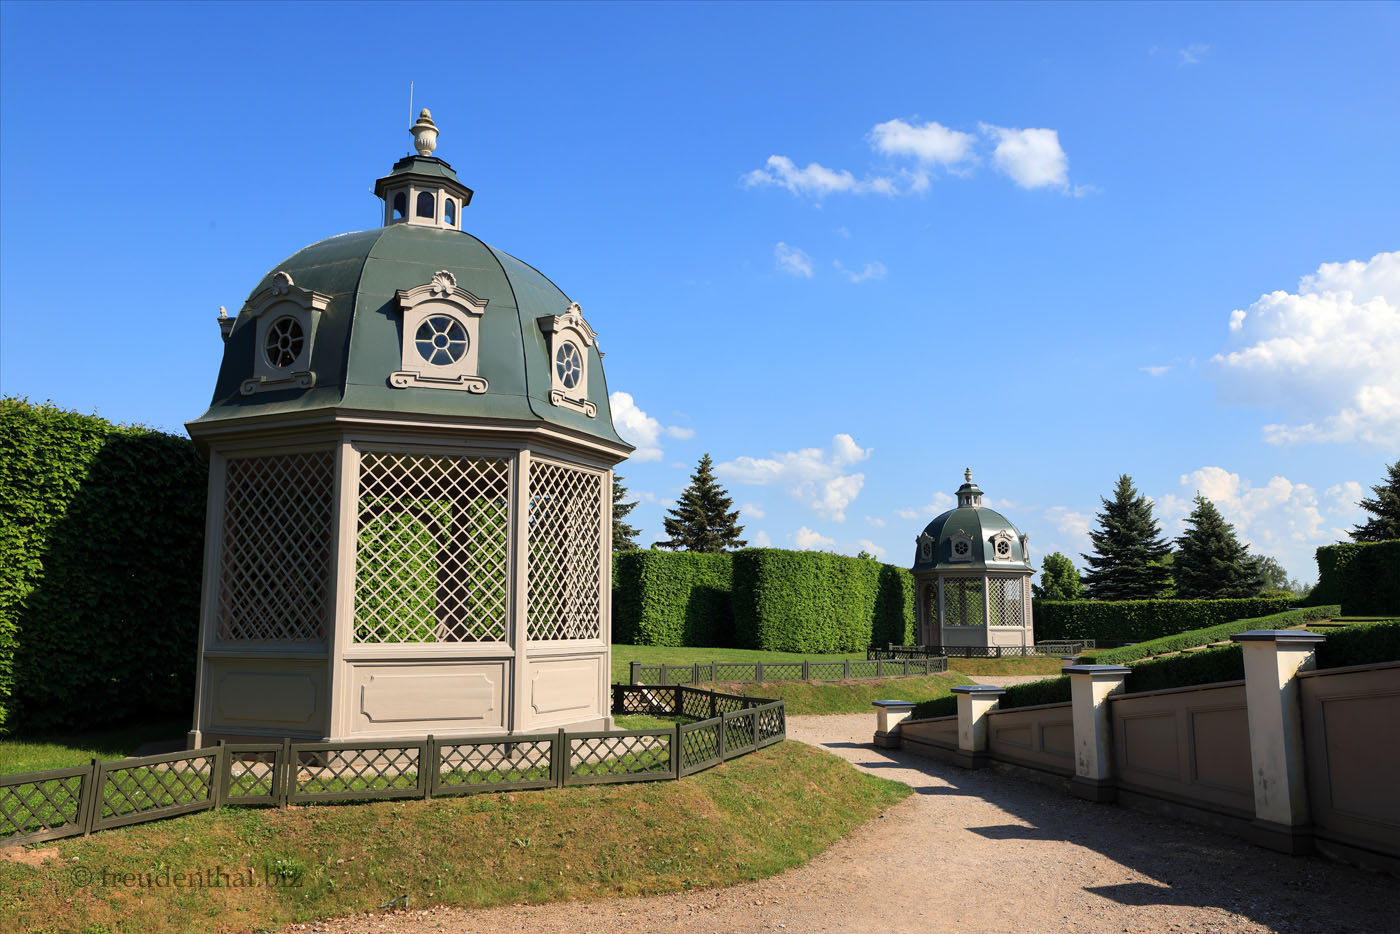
[186,110,632,747]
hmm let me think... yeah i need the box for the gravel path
[301,713,1397,934]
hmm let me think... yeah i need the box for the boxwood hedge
[1080,604,1340,666]
[1308,541,1400,616]
[731,549,915,653]
[1034,596,1294,644]
[0,399,207,735]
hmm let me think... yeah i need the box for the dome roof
[912,471,1031,571]
[189,208,626,450]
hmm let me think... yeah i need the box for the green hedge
[1081,604,1340,666]
[731,549,914,653]
[1315,619,1400,669]
[612,551,734,647]
[910,675,1070,720]
[1034,597,1294,644]
[0,399,207,735]
[1309,541,1400,615]
[1122,645,1245,693]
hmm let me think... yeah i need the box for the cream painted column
[327,439,358,740]
[951,684,1004,768]
[1064,664,1131,802]
[1231,629,1326,854]
[510,449,532,734]
[188,452,228,749]
[872,699,916,748]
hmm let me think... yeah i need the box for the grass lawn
[0,742,909,934]
[944,656,1066,677]
[610,645,866,685]
[718,673,973,715]
[0,719,187,775]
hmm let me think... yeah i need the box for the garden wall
[1308,540,1400,616]
[0,399,206,735]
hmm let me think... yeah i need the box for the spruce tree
[1174,495,1262,599]
[1034,552,1082,601]
[1350,460,1400,543]
[654,453,746,552]
[1080,474,1172,600]
[612,474,640,552]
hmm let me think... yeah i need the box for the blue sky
[2,1,1396,585]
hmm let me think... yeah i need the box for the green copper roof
[913,505,1030,571]
[373,155,473,201]
[189,223,627,450]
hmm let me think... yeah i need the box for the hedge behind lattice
[1308,540,1400,615]
[0,399,206,734]
[612,551,735,647]
[730,549,915,653]
[1033,597,1294,644]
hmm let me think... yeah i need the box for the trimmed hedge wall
[0,399,207,735]
[612,551,734,647]
[1081,605,1340,666]
[1123,646,1245,694]
[1034,597,1294,644]
[1316,619,1400,669]
[731,549,915,653]
[1308,541,1400,616]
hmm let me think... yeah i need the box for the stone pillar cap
[1062,664,1132,676]
[872,699,916,709]
[951,684,1006,695]
[1229,630,1327,644]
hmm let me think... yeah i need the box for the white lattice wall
[216,451,336,642]
[988,575,1025,627]
[942,575,986,627]
[353,451,512,643]
[526,459,603,641]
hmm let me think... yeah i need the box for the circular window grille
[265,317,305,368]
[415,315,468,366]
[996,540,1011,557]
[954,540,970,556]
[920,540,932,560]
[555,342,582,389]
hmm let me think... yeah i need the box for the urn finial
[411,108,438,156]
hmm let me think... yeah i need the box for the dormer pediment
[238,271,331,396]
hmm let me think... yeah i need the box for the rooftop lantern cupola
[373,109,473,230]
[956,467,984,508]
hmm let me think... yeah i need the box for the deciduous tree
[1034,552,1083,600]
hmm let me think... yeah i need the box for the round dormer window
[265,317,305,368]
[954,540,970,556]
[555,342,582,389]
[996,539,1011,557]
[415,314,468,366]
[919,539,932,560]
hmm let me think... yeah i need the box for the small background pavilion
[186,110,631,746]
[910,470,1035,651]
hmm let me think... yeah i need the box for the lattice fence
[943,576,987,627]
[988,575,1026,627]
[527,459,602,641]
[631,657,949,686]
[93,750,218,832]
[217,451,335,641]
[354,451,511,643]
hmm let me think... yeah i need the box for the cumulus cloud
[793,526,836,550]
[716,434,872,522]
[865,515,886,527]
[664,425,695,440]
[869,118,976,167]
[834,259,888,283]
[744,156,901,198]
[857,539,887,559]
[740,502,766,519]
[774,242,814,279]
[979,124,1069,189]
[1140,365,1171,377]
[1212,251,1400,446]
[1179,42,1209,65]
[751,530,773,548]
[894,491,955,521]
[608,391,694,462]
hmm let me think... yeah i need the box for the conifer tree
[611,474,640,552]
[1033,552,1082,600]
[654,453,746,552]
[1174,495,1262,599]
[1349,460,1400,543]
[1080,474,1172,600]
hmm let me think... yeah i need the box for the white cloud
[1325,481,1364,513]
[740,502,766,519]
[870,118,976,167]
[716,434,872,522]
[1179,42,1209,65]
[894,491,955,521]
[835,226,852,239]
[979,124,1070,189]
[834,259,888,283]
[793,526,836,550]
[1212,251,1400,446]
[608,391,693,462]
[1140,365,1171,377]
[864,515,886,527]
[857,539,887,559]
[751,530,773,548]
[744,155,901,199]
[663,425,695,440]
[774,242,814,279]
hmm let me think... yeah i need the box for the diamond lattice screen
[354,451,511,643]
[217,451,335,641]
[942,576,987,627]
[527,460,602,640]
[988,576,1025,627]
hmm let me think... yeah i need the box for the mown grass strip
[610,644,867,685]
[716,672,973,715]
[1,742,909,934]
